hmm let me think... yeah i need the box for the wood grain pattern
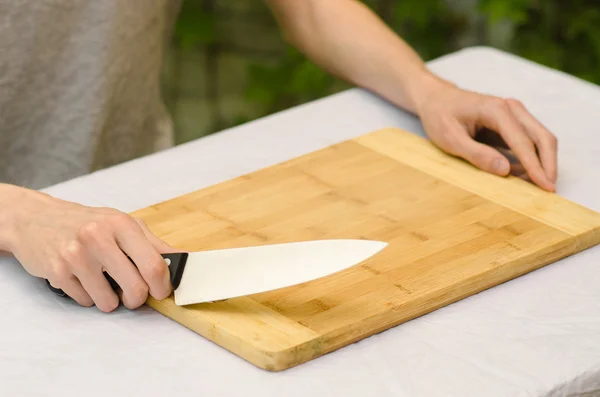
[131,127,600,371]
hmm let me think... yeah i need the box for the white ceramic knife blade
[171,239,387,306]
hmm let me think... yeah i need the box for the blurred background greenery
[161,0,600,144]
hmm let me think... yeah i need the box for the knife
[46,239,387,306]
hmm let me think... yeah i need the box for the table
[1,46,599,397]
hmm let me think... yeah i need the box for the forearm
[265,0,451,114]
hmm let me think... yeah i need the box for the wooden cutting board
[131,127,600,371]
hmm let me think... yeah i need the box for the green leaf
[393,0,446,28]
[173,3,215,49]
[479,0,531,24]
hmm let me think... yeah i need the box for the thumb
[437,126,511,176]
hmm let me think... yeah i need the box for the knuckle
[77,221,104,242]
[111,212,135,228]
[528,133,542,146]
[440,128,454,143]
[493,98,510,113]
[132,280,149,301]
[437,125,460,151]
[60,240,84,263]
[148,258,168,281]
[524,133,537,146]
[505,98,525,109]
[124,282,149,309]
[484,97,509,115]
[48,261,70,283]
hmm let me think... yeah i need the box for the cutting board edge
[575,225,600,252]
[145,296,325,372]
[353,127,600,238]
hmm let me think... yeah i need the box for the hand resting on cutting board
[0,183,177,312]
[413,76,557,191]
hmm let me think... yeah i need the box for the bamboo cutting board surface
[131,127,600,371]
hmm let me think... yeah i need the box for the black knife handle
[46,252,188,299]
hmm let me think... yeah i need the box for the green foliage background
[164,0,600,143]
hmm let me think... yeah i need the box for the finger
[49,274,94,307]
[111,214,172,300]
[78,221,149,309]
[61,240,120,312]
[76,267,121,312]
[135,218,179,254]
[478,99,555,191]
[436,121,511,176]
[506,99,558,183]
[86,234,149,309]
[99,241,149,310]
[496,147,525,176]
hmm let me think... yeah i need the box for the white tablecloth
[1,47,599,397]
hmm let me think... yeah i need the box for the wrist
[405,69,456,115]
[0,184,41,252]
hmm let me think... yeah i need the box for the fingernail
[493,158,510,175]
